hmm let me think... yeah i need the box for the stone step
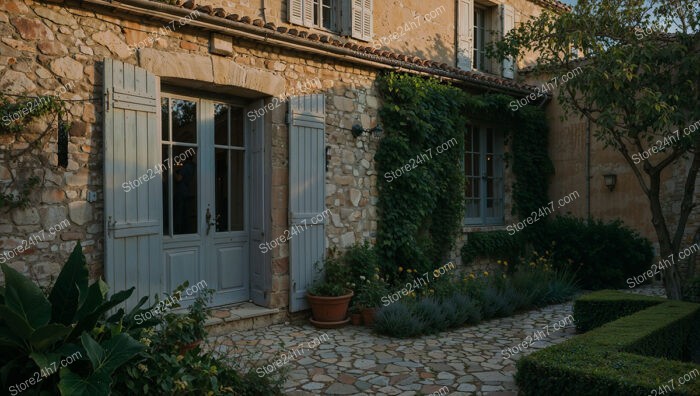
[205,302,287,336]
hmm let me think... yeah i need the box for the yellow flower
[469,273,476,279]
[504,261,508,266]
[137,364,148,373]
[374,274,380,280]
[497,260,502,264]
[407,269,412,273]
[176,355,184,362]
[174,379,188,391]
[483,271,489,276]
[399,267,404,272]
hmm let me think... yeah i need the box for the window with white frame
[464,125,504,225]
[473,6,488,71]
[288,0,372,41]
[314,0,338,30]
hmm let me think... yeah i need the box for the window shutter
[348,0,372,41]
[289,0,313,27]
[457,0,474,70]
[288,0,303,25]
[103,58,163,309]
[288,94,326,312]
[500,4,515,79]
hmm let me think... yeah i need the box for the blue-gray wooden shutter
[103,58,163,308]
[500,4,515,78]
[457,0,474,70]
[288,94,326,312]
[249,100,271,306]
[342,0,373,41]
[288,0,314,27]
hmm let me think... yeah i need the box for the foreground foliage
[0,243,284,395]
[0,243,145,395]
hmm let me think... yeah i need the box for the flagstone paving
[212,286,664,395]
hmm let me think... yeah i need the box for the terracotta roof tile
[129,0,540,94]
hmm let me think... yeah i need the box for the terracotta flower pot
[307,289,354,323]
[350,313,363,325]
[361,307,378,327]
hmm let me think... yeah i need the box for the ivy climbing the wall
[375,73,554,276]
[375,73,466,278]
[0,94,68,212]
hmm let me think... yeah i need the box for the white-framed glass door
[161,93,250,306]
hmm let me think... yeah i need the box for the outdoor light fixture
[604,173,617,192]
[351,123,383,138]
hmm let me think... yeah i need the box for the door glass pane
[162,146,170,235]
[214,104,229,146]
[161,98,169,141]
[172,99,197,143]
[465,126,481,219]
[313,0,320,25]
[172,147,198,234]
[215,148,229,232]
[231,107,245,147]
[322,0,332,29]
[230,150,245,231]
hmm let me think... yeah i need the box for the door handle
[205,208,219,235]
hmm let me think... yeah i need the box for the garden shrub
[530,216,654,289]
[447,293,481,325]
[374,253,578,338]
[460,230,527,266]
[516,299,700,395]
[573,290,665,332]
[373,302,425,338]
[683,275,700,303]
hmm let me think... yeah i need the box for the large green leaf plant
[0,243,152,395]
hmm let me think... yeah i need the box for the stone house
[0,0,609,331]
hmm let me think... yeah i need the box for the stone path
[212,286,664,395]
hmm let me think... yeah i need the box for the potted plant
[160,284,214,354]
[306,250,354,328]
[350,306,363,325]
[355,272,390,327]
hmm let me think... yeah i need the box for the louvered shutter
[457,0,474,70]
[500,4,515,79]
[103,58,163,309]
[288,0,314,27]
[346,0,372,42]
[288,94,326,312]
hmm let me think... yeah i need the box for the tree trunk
[655,239,684,300]
[646,172,684,300]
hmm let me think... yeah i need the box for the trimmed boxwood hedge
[573,290,666,332]
[516,293,700,395]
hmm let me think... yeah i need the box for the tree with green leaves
[489,0,700,299]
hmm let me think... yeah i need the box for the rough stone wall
[0,0,103,284]
[0,0,381,312]
[0,0,556,309]
[540,74,700,279]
